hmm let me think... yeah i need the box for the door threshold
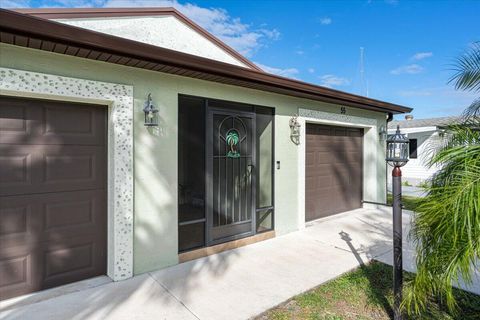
[179,230,275,263]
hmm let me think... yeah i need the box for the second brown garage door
[0,96,107,300]
[305,124,363,221]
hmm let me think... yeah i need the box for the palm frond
[448,42,480,92]
[463,97,480,120]
[403,121,480,316]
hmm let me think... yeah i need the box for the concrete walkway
[1,207,478,320]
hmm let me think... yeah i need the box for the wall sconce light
[379,125,388,141]
[143,93,159,127]
[289,114,301,145]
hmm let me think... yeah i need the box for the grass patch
[387,194,421,211]
[256,261,480,320]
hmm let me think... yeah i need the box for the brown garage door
[305,124,363,221]
[0,96,107,300]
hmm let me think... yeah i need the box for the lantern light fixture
[289,114,301,145]
[379,125,388,141]
[386,125,409,167]
[143,93,159,127]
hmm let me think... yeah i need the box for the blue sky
[3,0,479,119]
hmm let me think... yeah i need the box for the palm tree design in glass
[226,129,240,158]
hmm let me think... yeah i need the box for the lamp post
[386,125,409,320]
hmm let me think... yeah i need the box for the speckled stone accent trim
[299,108,377,126]
[0,67,133,281]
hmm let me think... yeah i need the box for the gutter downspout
[363,112,394,207]
[386,112,394,202]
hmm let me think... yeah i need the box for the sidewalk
[1,207,477,320]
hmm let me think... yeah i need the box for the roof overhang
[388,126,437,134]
[0,9,412,114]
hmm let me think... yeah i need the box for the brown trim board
[13,7,263,72]
[0,9,412,114]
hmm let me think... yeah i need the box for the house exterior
[0,8,411,301]
[388,116,459,185]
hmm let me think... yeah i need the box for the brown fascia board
[13,7,264,72]
[0,9,412,114]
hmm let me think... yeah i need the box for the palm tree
[403,42,480,315]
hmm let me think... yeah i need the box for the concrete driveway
[1,207,478,320]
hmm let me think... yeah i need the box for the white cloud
[4,0,279,56]
[254,62,299,78]
[390,64,424,75]
[103,0,280,57]
[0,0,30,7]
[411,52,433,60]
[318,74,350,88]
[308,68,315,74]
[319,17,332,25]
[295,50,305,55]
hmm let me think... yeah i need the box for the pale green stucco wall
[0,43,387,275]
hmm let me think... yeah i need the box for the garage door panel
[0,145,106,196]
[0,99,39,143]
[305,124,363,221]
[0,200,31,238]
[0,151,33,190]
[331,167,349,187]
[306,150,316,166]
[0,96,105,145]
[43,146,106,191]
[347,128,363,137]
[306,192,336,221]
[0,254,30,288]
[333,128,347,136]
[342,138,361,149]
[330,151,347,163]
[315,151,335,164]
[42,235,106,289]
[313,171,334,188]
[0,197,40,248]
[42,190,106,242]
[0,245,41,301]
[0,190,106,248]
[0,96,107,300]
[345,151,362,162]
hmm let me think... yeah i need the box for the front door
[206,107,256,245]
